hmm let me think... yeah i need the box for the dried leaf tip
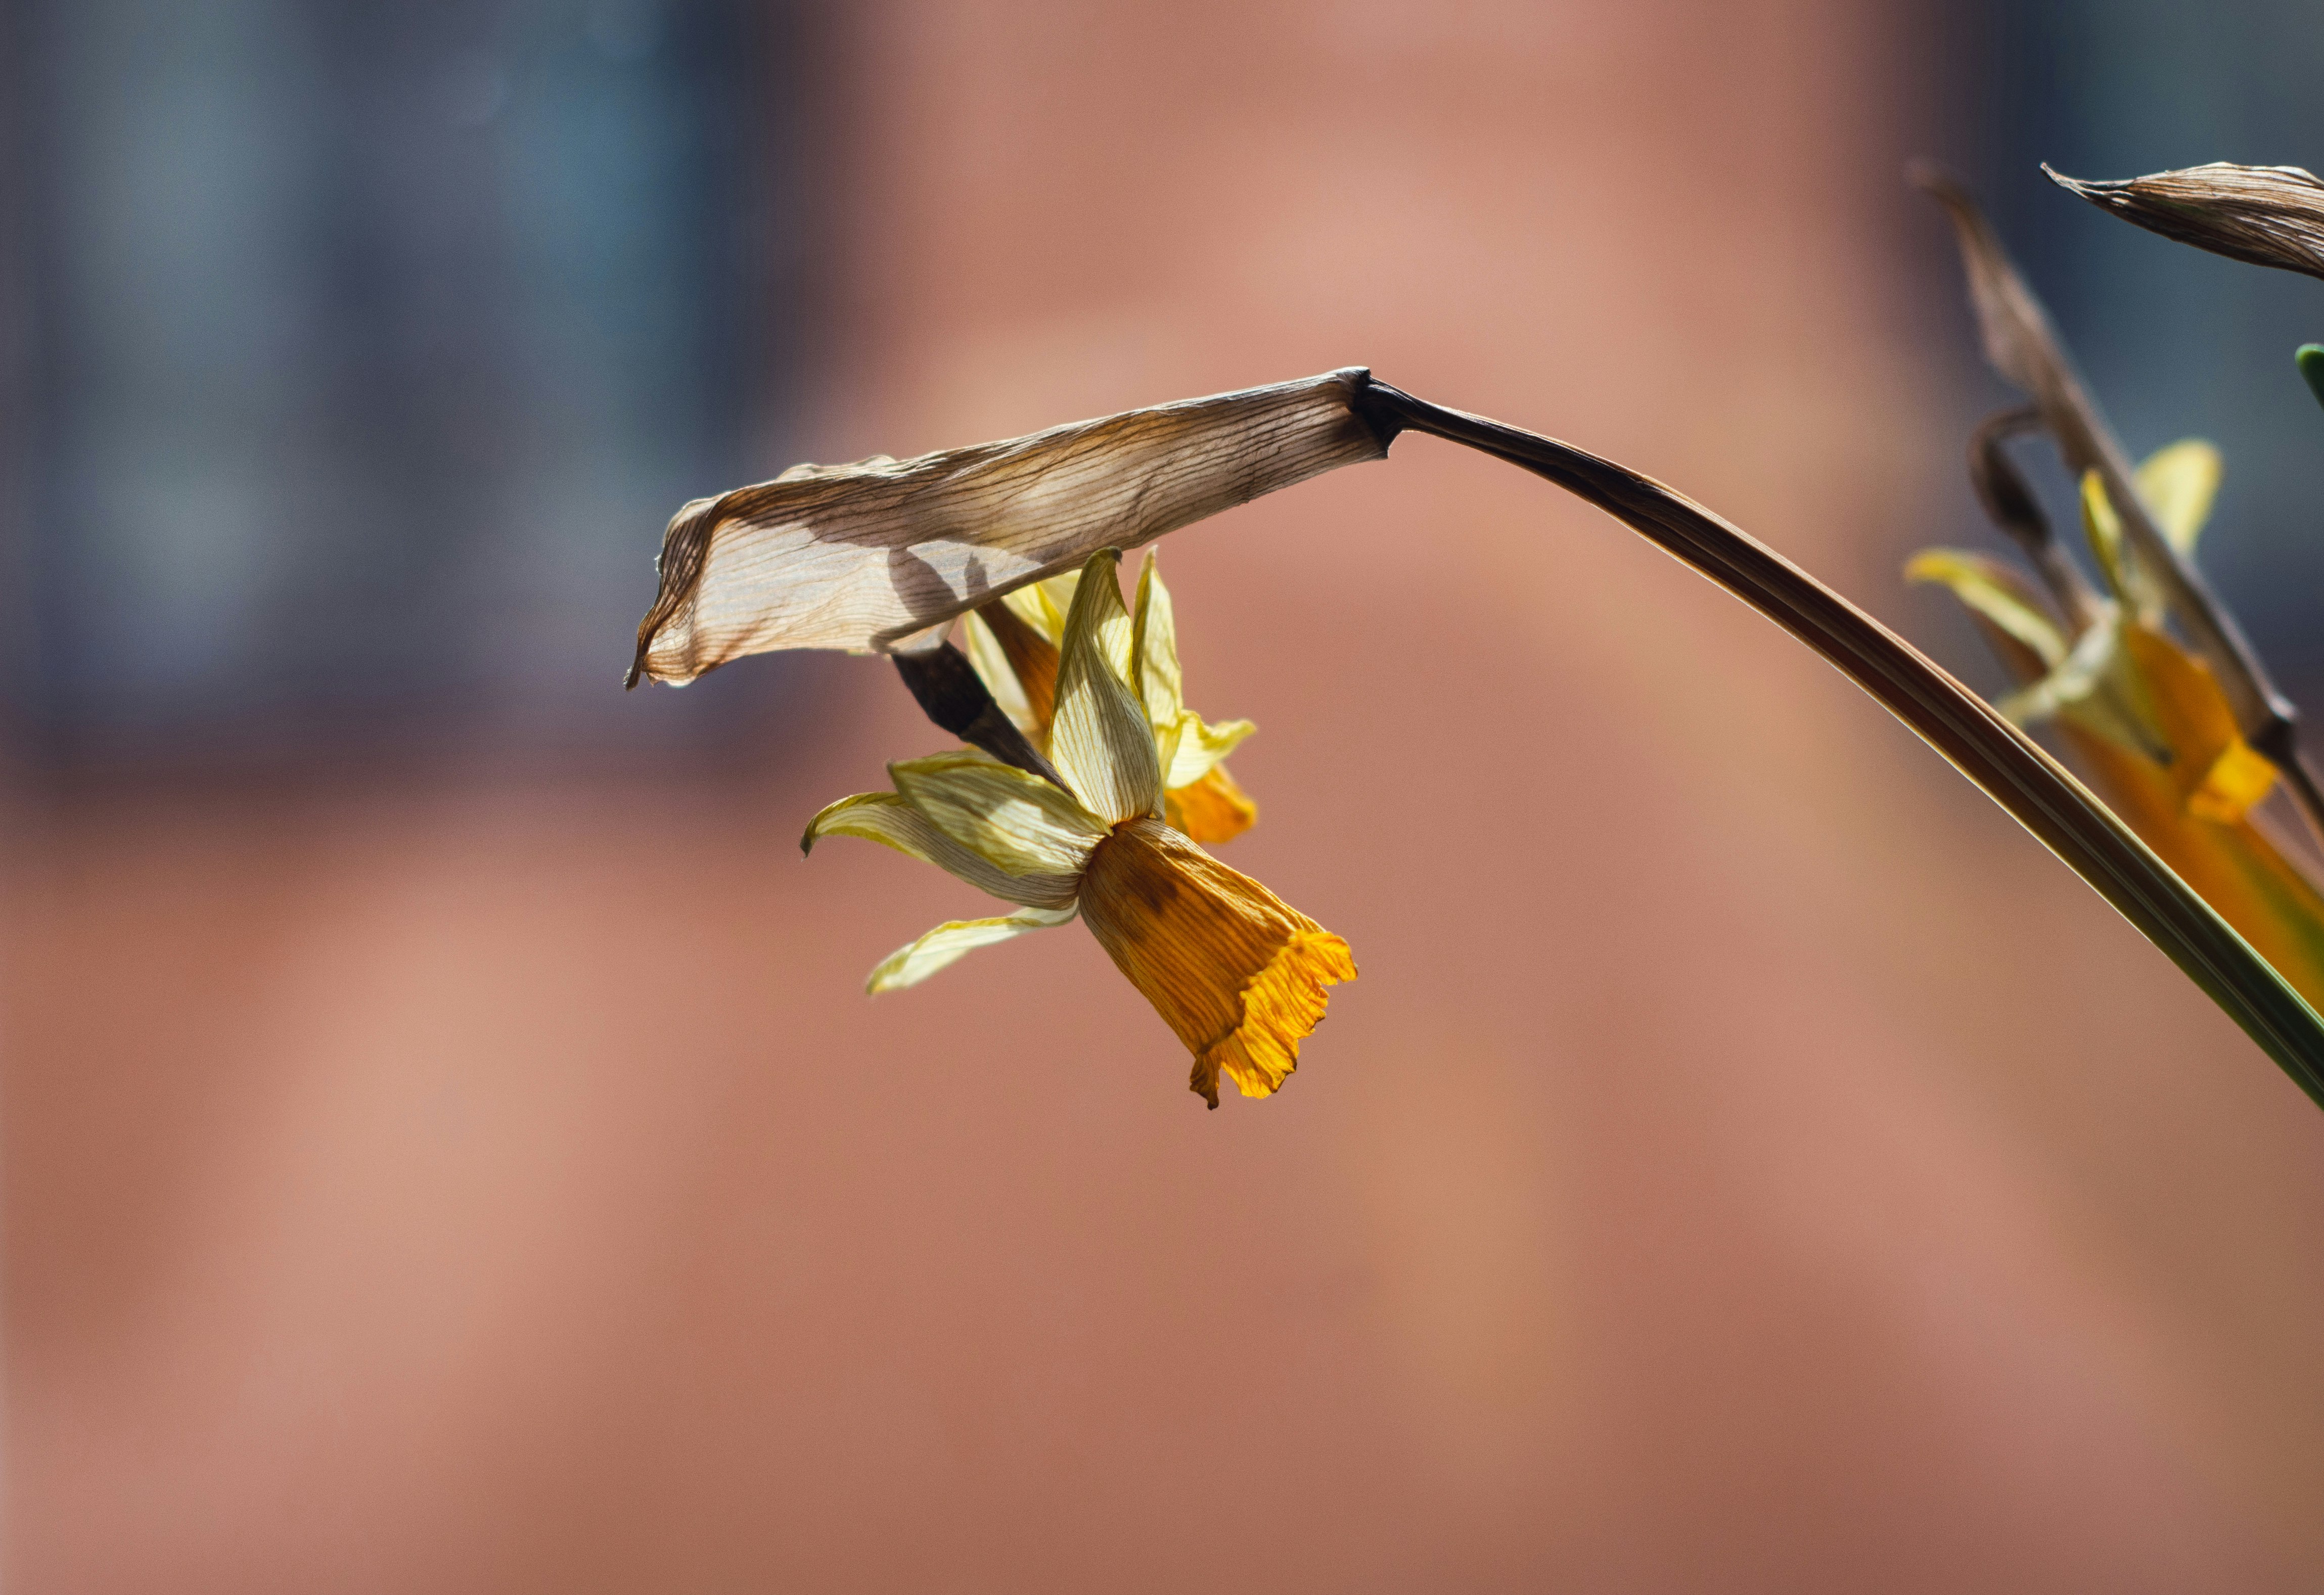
[2044,162,2324,281]
[626,368,1388,687]
[1906,161,2063,395]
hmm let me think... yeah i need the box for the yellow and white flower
[804,550,1355,1108]
[960,551,1259,843]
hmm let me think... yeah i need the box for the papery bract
[628,369,1385,682]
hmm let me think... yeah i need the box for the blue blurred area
[1942,0,2324,705]
[0,0,812,778]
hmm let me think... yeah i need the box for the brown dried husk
[2047,162,2324,281]
[628,369,1385,682]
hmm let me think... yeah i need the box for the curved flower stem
[1352,378,2324,1106]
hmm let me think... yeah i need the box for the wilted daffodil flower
[624,374,1380,1109]
[803,549,1354,1109]
[1908,169,2324,1016]
[961,552,1258,843]
[1911,447,2324,1008]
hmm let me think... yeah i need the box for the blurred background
[10,0,2324,1588]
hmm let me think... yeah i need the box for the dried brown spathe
[2046,161,2324,281]
[626,368,1386,685]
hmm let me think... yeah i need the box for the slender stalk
[1967,405,2103,632]
[1351,379,2324,1106]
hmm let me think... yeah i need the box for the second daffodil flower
[804,549,1355,1108]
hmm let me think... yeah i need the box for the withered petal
[964,600,1061,743]
[2046,162,2324,281]
[1910,162,2299,759]
[1047,551,1163,826]
[802,791,1083,910]
[866,905,1079,993]
[889,750,1107,878]
[1903,549,2067,669]
[628,369,1387,683]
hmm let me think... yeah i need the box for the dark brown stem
[891,643,1066,787]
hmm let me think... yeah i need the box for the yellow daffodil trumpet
[802,550,1353,1108]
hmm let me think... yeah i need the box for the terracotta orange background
[14,3,2324,1589]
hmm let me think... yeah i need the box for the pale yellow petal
[2079,469,2129,595]
[1159,709,1256,788]
[1076,564,1130,677]
[2080,469,2166,622]
[996,577,1065,644]
[1077,817,1353,1108]
[966,600,1061,745]
[1130,560,1184,776]
[1047,551,1163,825]
[1033,571,1081,640]
[802,790,1081,909]
[867,905,1079,993]
[1127,551,1255,788]
[1131,551,1184,726]
[1164,762,1259,844]
[1993,616,2114,724]
[2135,439,2222,557]
[629,369,1386,680]
[889,750,1107,879]
[960,610,1037,737]
[1903,549,2067,668]
[1994,612,2171,762]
